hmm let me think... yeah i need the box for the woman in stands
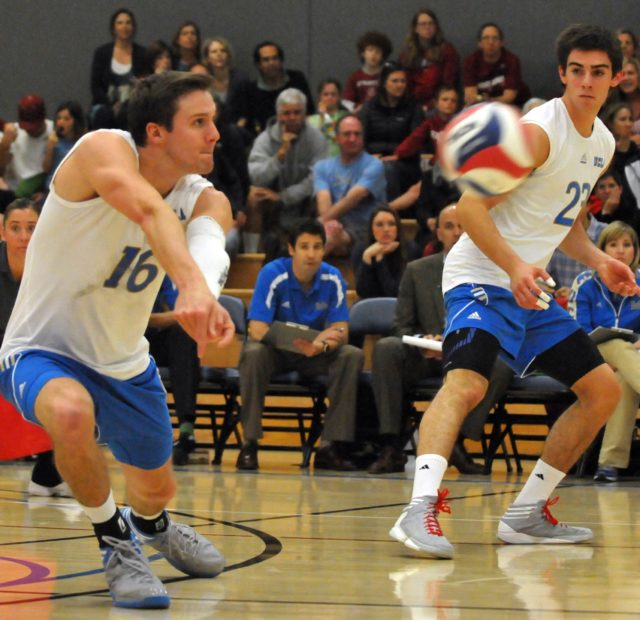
[43,101,86,192]
[359,62,423,200]
[398,8,460,110]
[89,8,145,129]
[570,221,640,483]
[143,40,173,76]
[202,37,250,122]
[307,79,349,157]
[352,206,413,298]
[0,199,70,496]
[172,20,202,71]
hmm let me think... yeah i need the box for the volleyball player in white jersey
[0,72,235,608]
[391,25,640,559]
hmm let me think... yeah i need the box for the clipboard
[401,335,443,352]
[589,326,640,346]
[262,321,320,353]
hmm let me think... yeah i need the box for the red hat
[18,95,46,132]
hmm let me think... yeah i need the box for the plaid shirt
[547,217,607,289]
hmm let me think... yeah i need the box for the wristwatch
[321,340,330,353]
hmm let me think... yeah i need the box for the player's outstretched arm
[67,132,232,354]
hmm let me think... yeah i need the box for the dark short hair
[478,22,504,41]
[597,168,623,185]
[556,24,622,74]
[128,71,213,146]
[4,198,40,220]
[356,31,393,61]
[253,41,284,64]
[289,219,326,246]
[110,8,136,37]
[317,78,342,96]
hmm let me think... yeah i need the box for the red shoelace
[423,488,452,536]
[542,496,559,526]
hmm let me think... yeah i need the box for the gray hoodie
[248,118,328,214]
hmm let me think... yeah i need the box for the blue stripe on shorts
[443,284,581,376]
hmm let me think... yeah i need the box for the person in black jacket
[239,41,315,136]
[352,206,416,298]
[89,8,146,130]
[359,62,423,200]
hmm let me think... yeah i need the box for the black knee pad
[442,327,501,381]
[531,328,605,388]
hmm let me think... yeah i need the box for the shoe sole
[389,525,454,559]
[113,594,171,609]
[497,522,593,544]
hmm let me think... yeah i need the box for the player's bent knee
[574,366,621,423]
[36,381,95,439]
[443,370,488,412]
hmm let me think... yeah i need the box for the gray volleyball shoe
[497,497,593,544]
[122,507,225,577]
[101,535,170,609]
[389,489,454,559]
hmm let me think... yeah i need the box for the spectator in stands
[617,58,640,138]
[237,219,363,471]
[352,206,409,298]
[306,79,349,157]
[43,101,85,192]
[359,62,423,200]
[89,8,145,130]
[146,276,201,466]
[569,221,640,483]
[343,31,393,112]
[207,96,250,258]
[202,37,250,119]
[314,114,386,257]
[172,20,202,71]
[244,88,327,256]
[602,102,639,173]
[398,8,460,110]
[617,29,638,61]
[547,207,606,307]
[591,170,639,232]
[0,95,53,199]
[0,198,70,496]
[143,40,174,76]
[242,41,315,135]
[394,86,458,160]
[463,22,530,107]
[369,204,513,474]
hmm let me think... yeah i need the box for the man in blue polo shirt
[237,218,363,470]
[314,114,386,257]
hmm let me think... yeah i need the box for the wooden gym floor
[1,450,639,619]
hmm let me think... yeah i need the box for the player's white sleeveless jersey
[0,130,212,380]
[443,98,615,293]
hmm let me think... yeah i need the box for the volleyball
[438,102,534,197]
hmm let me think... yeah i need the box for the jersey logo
[593,156,605,169]
[580,153,587,164]
[467,311,482,321]
[178,208,187,221]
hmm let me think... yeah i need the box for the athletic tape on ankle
[186,216,230,298]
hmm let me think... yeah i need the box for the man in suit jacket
[369,204,513,473]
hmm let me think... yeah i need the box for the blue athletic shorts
[0,350,172,470]
[443,283,581,376]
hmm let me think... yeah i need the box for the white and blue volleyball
[438,102,534,197]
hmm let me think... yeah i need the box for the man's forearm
[323,186,369,220]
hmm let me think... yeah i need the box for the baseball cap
[18,95,46,131]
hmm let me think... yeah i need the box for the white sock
[412,454,448,499]
[242,232,260,253]
[513,459,565,505]
[80,490,117,524]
